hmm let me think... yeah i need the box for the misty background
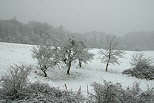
[0,0,154,50]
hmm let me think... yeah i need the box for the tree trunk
[41,66,47,77]
[106,53,111,72]
[67,61,71,74]
[79,60,82,68]
[105,62,109,72]
[43,70,47,77]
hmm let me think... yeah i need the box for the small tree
[32,45,60,77]
[76,41,94,68]
[78,49,94,68]
[100,35,124,72]
[78,48,94,68]
[61,38,78,74]
[61,38,92,74]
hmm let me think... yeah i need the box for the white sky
[0,0,154,35]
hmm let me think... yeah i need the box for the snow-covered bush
[88,81,154,103]
[0,81,84,103]
[130,53,153,67]
[0,65,31,100]
[139,88,154,103]
[126,83,141,96]
[126,83,154,103]
[27,82,84,103]
[89,81,139,103]
[123,53,154,80]
[0,65,84,102]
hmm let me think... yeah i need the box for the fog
[0,0,154,35]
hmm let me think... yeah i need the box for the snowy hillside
[0,42,154,95]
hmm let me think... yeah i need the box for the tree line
[0,18,154,50]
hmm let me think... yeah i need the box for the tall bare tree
[100,35,124,72]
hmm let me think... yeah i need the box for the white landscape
[0,0,154,102]
[0,42,154,96]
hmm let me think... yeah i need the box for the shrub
[89,81,139,103]
[130,53,153,67]
[0,69,84,102]
[89,81,154,103]
[139,88,154,103]
[25,82,84,103]
[123,53,154,80]
[0,65,32,100]
[122,69,133,76]
[126,83,141,96]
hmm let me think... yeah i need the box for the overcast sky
[0,0,154,35]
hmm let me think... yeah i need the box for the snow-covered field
[0,42,154,95]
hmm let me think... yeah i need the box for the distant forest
[0,18,154,50]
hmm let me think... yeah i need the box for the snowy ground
[0,42,154,95]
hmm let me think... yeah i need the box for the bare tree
[100,35,124,72]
